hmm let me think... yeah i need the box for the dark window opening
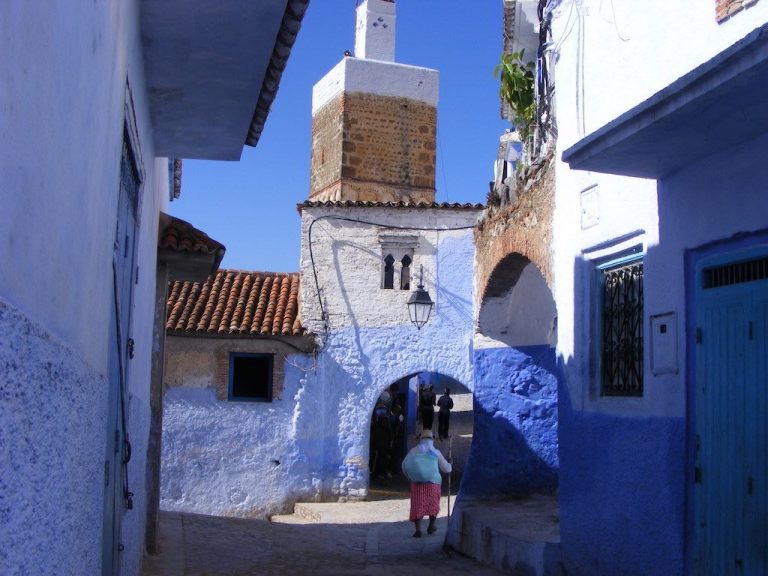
[229,353,273,402]
[401,255,412,290]
[601,260,644,397]
[383,254,395,289]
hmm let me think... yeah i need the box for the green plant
[494,50,536,140]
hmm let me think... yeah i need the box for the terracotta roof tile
[297,200,484,212]
[166,270,304,337]
[158,212,225,260]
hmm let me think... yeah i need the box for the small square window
[229,353,273,402]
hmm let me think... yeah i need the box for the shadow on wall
[459,256,560,500]
[462,345,561,498]
[556,243,686,575]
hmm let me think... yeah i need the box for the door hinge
[694,466,703,484]
[748,476,754,495]
[695,328,702,344]
[127,337,135,359]
[135,266,139,285]
[104,460,110,487]
[748,321,753,340]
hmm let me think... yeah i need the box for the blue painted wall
[461,345,560,497]
[559,407,686,575]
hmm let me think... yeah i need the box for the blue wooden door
[695,251,768,575]
[102,132,139,576]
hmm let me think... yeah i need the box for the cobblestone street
[142,494,507,576]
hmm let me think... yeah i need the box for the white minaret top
[354,0,396,62]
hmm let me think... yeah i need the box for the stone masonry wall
[309,92,436,203]
[475,152,556,304]
[309,94,344,198]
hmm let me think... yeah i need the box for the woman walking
[401,429,452,537]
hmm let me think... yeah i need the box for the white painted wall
[553,0,768,149]
[312,57,439,114]
[300,206,479,334]
[550,0,768,417]
[355,0,396,62]
[291,206,479,499]
[0,1,168,574]
[476,263,557,349]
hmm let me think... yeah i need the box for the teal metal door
[695,252,768,575]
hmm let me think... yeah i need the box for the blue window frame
[228,353,273,402]
[595,248,644,397]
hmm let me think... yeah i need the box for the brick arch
[474,154,554,309]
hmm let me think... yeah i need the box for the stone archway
[366,371,473,501]
[460,152,559,499]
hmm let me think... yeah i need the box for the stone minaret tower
[309,0,439,204]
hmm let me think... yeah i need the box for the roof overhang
[141,0,309,161]
[157,213,226,282]
[562,24,768,179]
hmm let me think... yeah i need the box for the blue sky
[171,1,509,273]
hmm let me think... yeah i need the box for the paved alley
[142,495,507,576]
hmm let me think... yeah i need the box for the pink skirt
[409,482,441,521]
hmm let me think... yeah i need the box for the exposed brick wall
[475,152,555,308]
[309,92,436,203]
[164,335,312,401]
[716,0,760,22]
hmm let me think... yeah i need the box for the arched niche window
[378,234,418,291]
[383,254,395,289]
[401,255,412,290]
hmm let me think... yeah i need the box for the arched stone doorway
[367,371,473,501]
[461,253,560,499]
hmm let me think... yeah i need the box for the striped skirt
[409,482,441,521]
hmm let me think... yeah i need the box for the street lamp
[407,265,434,330]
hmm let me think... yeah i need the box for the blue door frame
[689,239,768,576]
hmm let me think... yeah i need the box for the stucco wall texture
[1,1,167,574]
[463,345,560,498]
[160,222,479,517]
[0,299,105,575]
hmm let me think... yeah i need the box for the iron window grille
[121,125,141,217]
[228,353,273,402]
[600,259,644,396]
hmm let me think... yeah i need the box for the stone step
[445,495,563,576]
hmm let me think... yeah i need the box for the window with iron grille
[599,259,644,396]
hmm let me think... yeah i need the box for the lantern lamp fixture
[407,265,434,330]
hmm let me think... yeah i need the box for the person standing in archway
[419,385,436,432]
[437,388,454,440]
[401,430,452,537]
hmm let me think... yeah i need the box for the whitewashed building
[0,1,308,574]
[502,0,768,573]
[158,0,484,518]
